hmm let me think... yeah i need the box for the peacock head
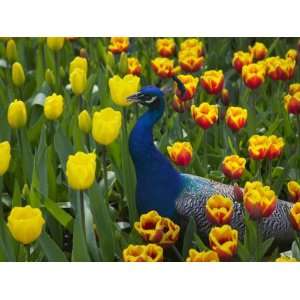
[127,76,186,109]
[127,85,164,108]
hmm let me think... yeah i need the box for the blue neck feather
[129,97,183,218]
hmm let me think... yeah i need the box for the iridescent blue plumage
[128,85,294,244]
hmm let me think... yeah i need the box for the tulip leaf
[182,217,197,259]
[261,237,274,258]
[12,179,22,207]
[0,217,17,262]
[39,231,68,262]
[88,182,115,261]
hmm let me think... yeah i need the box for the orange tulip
[287,181,300,203]
[242,63,266,89]
[180,38,204,56]
[265,57,296,81]
[167,142,193,167]
[127,57,142,76]
[209,225,238,260]
[286,49,297,61]
[178,49,204,73]
[243,181,277,219]
[289,83,300,96]
[232,51,253,73]
[225,106,247,132]
[284,92,300,115]
[151,57,178,78]
[175,74,199,101]
[123,244,163,262]
[186,249,219,262]
[156,38,176,57]
[249,42,268,61]
[200,70,224,95]
[290,202,300,231]
[108,37,129,54]
[205,194,234,225]
[191,102,218,129]
[222,155,246,180]
[266,135,284,160]
[248,135,269,160]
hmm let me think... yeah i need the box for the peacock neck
[129,98,183,218]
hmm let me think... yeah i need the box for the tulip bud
[46,37,64,51]
[22,184,30,198]
[80,48,88,58]
[221,88,230,105]
[44,93,64,120]
[119,52,128,76]
[7,205,45,245]
[6,39,17,63]
[0,141,11,176]
[66,152,96,190]
[12,62,25,87]
[78,110,92,133]
[45,68,56,88]
[106,51,115,69]
[7,99,27,129]
[69,68,87,96]
[70,56,88,74]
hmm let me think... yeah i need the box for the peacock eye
[143,95,157,104]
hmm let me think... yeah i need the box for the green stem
[171,245,184,262]
[25,245,30,262]
[102,146,108,199]
[203,130,208,176]
[267,159,273,185]
[79,190,85,234]
[256,219,261,261]
[255,160,262,181]
[294,231,300,252]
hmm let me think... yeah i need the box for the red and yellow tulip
[266,135,284,160]
[222,155,246,180]
[284,92,300,115]
[248,135,269,160]
[200,70,224,95]
[186,249,219,262]
[178,49,204,73]
[127,57,142,76]
[249,42,268,61]
[225,106,247,132]
[290,202,300,231]
[108,37,129,54]
[151,57,179,78]
[156,38,176,57]
[191,102,218,129]
[242,62,266,89]
[175,74,199,101]
[232,51,253,73]
[167,142,193,167]
[287,181,300,203]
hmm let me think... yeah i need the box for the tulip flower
[109,74,140,106]
[191,102,218,129]
[180,38,204,56]
[289,83,300,95]
[123,244,163,262]
[7,205,45,245]
[242,62,266,89]
[172,96,191,113]
[266,135,284,160]
[209,224,238,260]
[66,152,96,190]
[249,42,268,61]
[290,202,300,231]
[186,249,219,262]
[286,49,297,61]
[134,210,180,247]
[6,39,17,63]
[156,38,176,57]
[46,37,64,51]
[108,37,129,54]
[222,155,246,180]
[221,88,230,105]
[0,141,11,176]
[44,93,64,120]
[205,194,234,225]
[287,181,300,203]
[284,92,300,115]
[167,142,193,167]
[69,67,87,96]
[265,56,296,80]
[7,99,27,129]
[232,51,253,73]
[175,74,199,101]
[275,256,297,262]
[243,181,277,219]
[178,49,204,73]
[127,57,142,76]
[248,135,269,160]
[200,70,224,95]
[225,106,248,132]
[45,68,56,87]
[151,57,179,78]
[78,110,92,134]
[70,56,88,74]
[12,62,25,87]
[92,107,122,145]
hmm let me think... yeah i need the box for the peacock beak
[127,92,143,103]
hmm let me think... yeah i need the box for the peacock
[127,80,294,245]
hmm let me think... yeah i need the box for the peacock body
[127,85,294,244]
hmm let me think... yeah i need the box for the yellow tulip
[92,107,122,145]
[12,62,25,87]
[7,205,45,245]
[70,56,88,74]
[44,93,64,120]
[78,110,92,133]
[46,37,64,51]
[69,68,87,95]
[109,74,140,106]
[6,39,17,63]
[7,99,27,129]
[66,152,96,190]
[0,141,11,176]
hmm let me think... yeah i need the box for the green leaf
[193,233,210,251]
[182,217,197,258]
[261,237,274,257]
[39,231,68,262]
[88,183,115,261]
